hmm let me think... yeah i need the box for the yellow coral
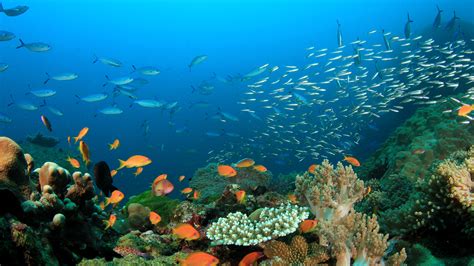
[263,235,329,265]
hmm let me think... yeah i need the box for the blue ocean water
[0,0,472,197]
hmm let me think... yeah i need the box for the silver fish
[16,39,51,52]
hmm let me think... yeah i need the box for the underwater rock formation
[189,163,271,202]
[26,133,59,147]
[38,162,71,197]
[207,203,309,246]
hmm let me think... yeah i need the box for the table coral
[206,203,309,246]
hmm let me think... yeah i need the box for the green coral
[125,190,179,224]
[189,163,271,202]
[79,253,185,266]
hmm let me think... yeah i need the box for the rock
[39,162,71,196]
[128,203,151,231]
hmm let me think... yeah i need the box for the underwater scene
[0,0,473,265]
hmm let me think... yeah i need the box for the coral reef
[295,160,365,223]
[189,163,271,202]
[125,190,179,225]
[261,235,329,265]
[207,203,309,246]
[127,203,151,231]
[0,137,119,265]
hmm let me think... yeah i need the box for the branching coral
[206,203,308,246]
[317,212,406,266]
[295,160,365,222]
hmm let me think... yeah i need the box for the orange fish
[235,190,246,204]
[99,201,105,210]
[134,167,143,176]
[239,251,264,266]
[152,179,174,196]
[308,164,317,174]
[179,252,219,266]
[193,190,200,200]
[253,165,267,172]
[79,141,91,165]
[67,156,80,169]
[299,219,318,233]
[235,158,255,168]
[117,155,152,170]
[40,115,52,132]
[110,169,118,177]
[217,165,237,177]
[74,127,89,143]
[288,193,298,204]
[344,156,360,167]
[103,214,116,230]
[154,174,168,183]
[179,175,186,182]
[105,190,124,207]
[458,104,474,117]
[181,187,193,194]
[108,139,120,150]
[172,223,200,240]
[364,186,372,196]
[67,136,71,145]
[149,211,161,225]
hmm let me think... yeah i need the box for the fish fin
[92,54,98,64]
[108,143,113,150]
[16,39,25,49]
[44,73,50,84]
[104,197,110,207]
[407,13,413,22]
[131,65,136,72]
[117,159,126,170]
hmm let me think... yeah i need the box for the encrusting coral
[261,235,330,265]
[206,203,309,246]
[295,160,365,223]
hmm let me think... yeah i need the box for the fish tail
[44,72,50,84]
[117,159,126,170]
[73,137,79,144]
[16,39,25,49]
[103,220,110,230]
[92,54,98,64]
[108,143,113,150]
[104,197,110,207]
[131,65,136,71]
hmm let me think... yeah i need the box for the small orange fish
[105,190,124,207]
[134,167,143,176]
[108,139,120,150]
[364,186,372,196]
[344,156,360,167]
[181,187,193,194]
[193,190,200,200]
[235,158,255,168]
[235,190,246,204]
[152,179,174,196]
[74,127,89,143]
[239,251,264,266]
[458,104,474,117]
[217,165,237,177]
[67,156,80,169]
[179,175,186,182]
[40,115,52,132]
[99,201,105,210]
[117,155,152,170]
[179,252,219,266]
[103,214,116,230]
[299,219,318,233]
[79,141,91,165]
[149,211,161,225]
[172,223,200,240]
[67,136,71,145]
[154,174,167,182]
[110,169,118,177]
[308,164,317,174]
[288,193,298,204]
[253,165,267,172]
